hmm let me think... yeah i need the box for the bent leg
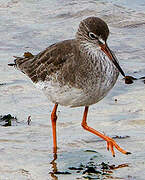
[81,106,131,157]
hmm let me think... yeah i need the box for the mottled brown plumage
[10,16,126,107]
[12,17,110,87]
[8,17,130,157]
[14,40,77,83]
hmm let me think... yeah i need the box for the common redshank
[8,17,131,157]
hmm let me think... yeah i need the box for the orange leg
[81,106,131,157]
[51,104,58,154]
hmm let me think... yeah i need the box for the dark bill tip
[100,44,126,77]
[8,63,16,66]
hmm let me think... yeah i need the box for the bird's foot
[106,136,131,157]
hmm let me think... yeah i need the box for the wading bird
[8,17,131,157]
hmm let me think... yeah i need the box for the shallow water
[0,0,145,179]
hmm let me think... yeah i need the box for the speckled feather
[12,17,119,107]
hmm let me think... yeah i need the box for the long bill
[100,43,125,77]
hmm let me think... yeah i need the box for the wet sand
[0,0,145,179]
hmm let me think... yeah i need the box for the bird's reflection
[50,153,58,180]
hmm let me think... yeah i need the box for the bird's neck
[78,40,104,61]
[78,40,119,77]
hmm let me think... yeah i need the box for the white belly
[35,76,115,107]
[35,81,89,107]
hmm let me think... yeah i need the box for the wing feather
[11,39,77,83]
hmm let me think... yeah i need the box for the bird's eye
[88,32,97,40]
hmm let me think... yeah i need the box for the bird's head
[76,17,125,77]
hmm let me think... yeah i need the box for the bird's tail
[8,57,20,68]
[8,52,34,70]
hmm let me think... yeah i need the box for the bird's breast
[78,44,119,96]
